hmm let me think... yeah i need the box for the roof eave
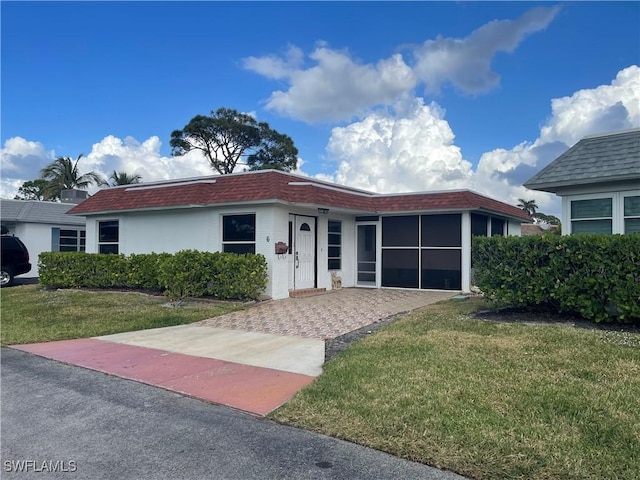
[524,173,640,193]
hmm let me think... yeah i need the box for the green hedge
[472,235,640,322]
[39,250,268,301]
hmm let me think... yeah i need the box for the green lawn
[1,284,242,345]
[271,299,640,480]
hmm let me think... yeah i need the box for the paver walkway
[197,288,455,339]
[13,288,456,415]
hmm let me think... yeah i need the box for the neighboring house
[0,199,87,277]
[524,129,640,235]
[521,224,560,236]
[68,169,531,299]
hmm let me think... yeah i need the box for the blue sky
[2,1,639,215]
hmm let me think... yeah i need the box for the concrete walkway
[12,288,454,416]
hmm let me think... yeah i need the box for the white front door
[294,216,315,289]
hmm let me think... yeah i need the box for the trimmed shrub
[472,235,640,322]
[39,250,268,301]
[208,251,268,300]
[128,253,171,291]
[157,250,217,301]
[39,252,129,289]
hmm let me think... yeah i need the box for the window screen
[382,216,418,247]
[421,214,461,247]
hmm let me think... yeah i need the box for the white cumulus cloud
[244,6,560,123]
[474,65,640,212]
[413,5,560,94]
[0,137,54,198]
[324,97,473,193]
[0,135,217,199]
[245,46,416,123]
[324,66,640,217]
[84,135,216,186]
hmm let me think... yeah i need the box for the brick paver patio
[196,288,456,340]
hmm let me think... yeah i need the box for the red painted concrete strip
[160,363,316,416]
[11,339,314,416]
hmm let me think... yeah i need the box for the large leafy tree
[108,170,142,186]
[40,154,106,199]
[14,179,59,201]
[170,107,299,174]
[517,198,538,216]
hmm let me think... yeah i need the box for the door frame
[355,222,379,288]
[288,214,317,290]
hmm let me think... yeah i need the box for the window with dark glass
[328,220,342,270]
[52,228,86,252]
[571,198,612,235]
[98,221,119,254]
[624,196,640,234]
[62,229,85,252]
[471,214,488,237]
[421,214,461,247]
[223,214,256,254]
[382,216,418,247]
[491,218,505,236]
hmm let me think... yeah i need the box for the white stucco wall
[508,220,522,236]
[6,223,85,277]
[86,205,297,300]
[83,205,524,299]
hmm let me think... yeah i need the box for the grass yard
[1,284,242,345]
[272,298,640,480]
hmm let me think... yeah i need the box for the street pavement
[1,348,466,480]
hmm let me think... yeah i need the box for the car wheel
[1,267,14,287]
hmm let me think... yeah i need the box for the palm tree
[40,154,106,198]
[517,198,538,216]
[108,170,142,186]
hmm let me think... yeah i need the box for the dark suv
[1,235,31,287]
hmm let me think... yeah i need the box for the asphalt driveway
[1,348,466,480]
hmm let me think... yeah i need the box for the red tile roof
[68,170,531,222]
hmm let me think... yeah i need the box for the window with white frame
[570,198,613,235]
[328,220,342,270]
[222,214,256,254]
[98,220,119,254]
[52,228,86,252]
[624,196,640,234]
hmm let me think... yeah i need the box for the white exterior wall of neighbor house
[4,222,85,277]
[4,223,58,277]
[508,220,522,236]
[559,184,640,235]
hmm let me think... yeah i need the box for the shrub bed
[39,250,268,301]
[472,235,640,322]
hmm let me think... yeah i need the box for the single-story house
[524,128,640,235]
[68,169,531,299]
[0,198,87,277]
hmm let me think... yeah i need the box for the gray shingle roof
[0,199,85,226]
[524,129,640,193]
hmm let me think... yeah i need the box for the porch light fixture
[318,208,329,214]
